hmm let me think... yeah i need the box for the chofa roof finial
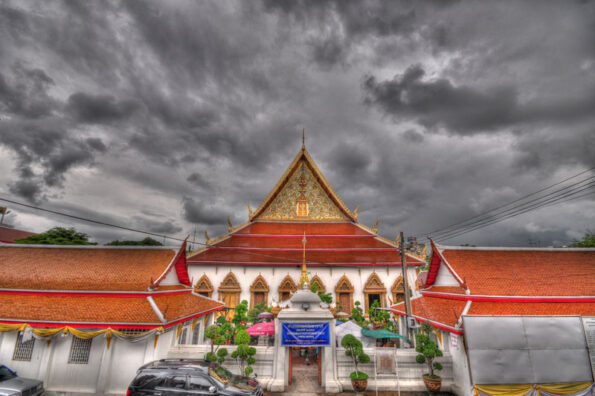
[302,128,305,150]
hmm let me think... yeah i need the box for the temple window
[278,274,297,302]
[310,274,326,293]
[391,275,405,304]
[250,274,270,309]
[363,272,387,314]
[335,275,354,314]
[194,274,214,298]
[218,272,241,320]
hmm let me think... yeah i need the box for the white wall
[188,265,420,307]
[0,329,177,396]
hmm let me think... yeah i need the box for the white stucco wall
[188,265,420,308]
[0,328,178,396]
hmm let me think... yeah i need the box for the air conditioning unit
[407,316,420,328]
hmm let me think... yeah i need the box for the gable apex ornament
[373,218,379,234]
[227,216,233,233]
[204,230,211,245]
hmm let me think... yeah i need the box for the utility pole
[400,231,413,344]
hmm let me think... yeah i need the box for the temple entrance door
[287,347,322,393]
[338,293,351,313]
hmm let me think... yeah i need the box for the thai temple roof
[188,142,425,267]
[392,243,595,334]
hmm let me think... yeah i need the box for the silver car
[0,366,44,396]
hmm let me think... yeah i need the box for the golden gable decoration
[250,274,270,292]
[335,274,354,292]
[364,271,386,293]
[194,274,214,295]
[391,275,404,293]
[278,275,297,293]
[218,272,241,292]
[251,144,355,222]
[310,274,326,293]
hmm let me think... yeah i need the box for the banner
[281,322,330,346]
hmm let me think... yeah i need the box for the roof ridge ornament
[373,218,379,234]
[302,128,305,151]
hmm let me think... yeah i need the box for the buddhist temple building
[187,141,426,317]
[0,242,223,394]
[392,242,595,394]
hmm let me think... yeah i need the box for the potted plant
[341,334,370,392]
[415,324,443,392]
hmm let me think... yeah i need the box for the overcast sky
[1,0,594,247]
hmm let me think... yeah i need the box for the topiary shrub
[415,324,443,379]
[341,334,370,380]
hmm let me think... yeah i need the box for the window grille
[68,336,92,364]
[13,332,35,361]
[178,327,188,345]
[192,324,200,344]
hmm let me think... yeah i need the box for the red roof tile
[467,301,595,317]
[440,249,595,296]
[189,222,423,266]
[0,226,36,243]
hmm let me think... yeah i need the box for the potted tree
[415,324,443,392]
[341,334,370,392]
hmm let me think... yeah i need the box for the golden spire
[299,232,309,288]
[302,128,305,150]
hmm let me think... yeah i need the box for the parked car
[127,359,262,396]
[0,365,44,396]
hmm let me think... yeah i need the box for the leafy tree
[369,300,392,330]
[341,334,370,380]
[105,237,163,246]
[14,227,96,245]
[204,318,232,361]
[247,302,269,324]
[571,232,595,247]
[231,300,249,329]
[415,323,443,378]
[231,329,257,376]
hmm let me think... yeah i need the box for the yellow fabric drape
[192,318,199,331]
[536,382,593,395]
[68,327,108,339]
[474,384,534,396]
[0,323,28,332]
[154,334,160,349]
[176,324,184,339]
[32,328,63,337]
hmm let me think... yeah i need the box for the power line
[427,176,595,240]
[0,196,324,265]
[431,182,595,242]
[416,166,595,238]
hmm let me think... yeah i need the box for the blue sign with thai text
[281,322,330,346]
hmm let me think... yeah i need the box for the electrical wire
[416,166,595,238]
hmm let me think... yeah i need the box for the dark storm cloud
[182,197,229,226]
[363,64,595,135]
[0,65,57,118]
[67,92,138,124]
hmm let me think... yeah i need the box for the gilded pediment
[251,146,355,222]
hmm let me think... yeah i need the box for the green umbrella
[361,328,409,340]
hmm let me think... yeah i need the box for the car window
[0,366,17,381]
[188,376,212,391]
[133,374,162,388]
[167,376,187,389]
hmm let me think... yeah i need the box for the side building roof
[0,242,223,329]
[392,244,595,334]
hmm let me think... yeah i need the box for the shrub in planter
[341,334,370,392]
[415,324,443,392]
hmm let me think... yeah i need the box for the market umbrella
[246,321,275,336]
[361,328,409,341]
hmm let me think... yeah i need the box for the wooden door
[339,293,351,313]
[253,291,265,306]
[220,292,240,320]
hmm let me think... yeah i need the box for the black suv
[127,359,262,396]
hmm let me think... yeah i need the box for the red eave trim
[232,234,375,239]
[187,260,424,267]
[0,289,192,298]
[0,306,224,330]
[421,291,595,303]
[211,247,396,252]
[391,308,464,335]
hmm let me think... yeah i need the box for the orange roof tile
[424,286,467,294]
[439,248,595,296]
[153,293,223,322]
[0,294,160,324]
[393,296,467,328]
[0,245,177,291]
